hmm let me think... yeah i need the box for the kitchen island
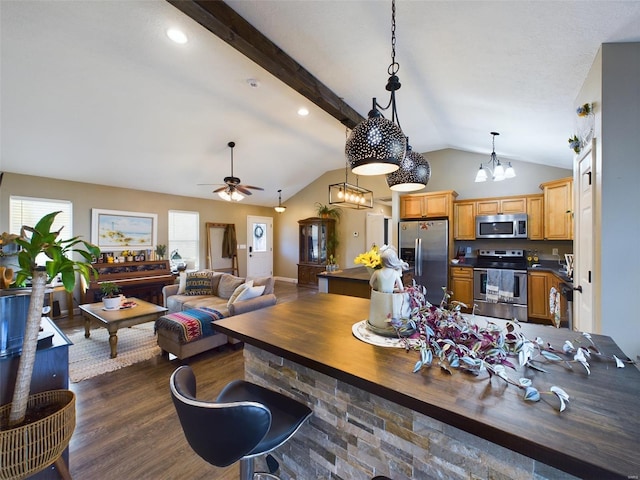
[213,294,639,479]
[317,266,413,299]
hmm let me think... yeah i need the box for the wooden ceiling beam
[166,0,365,129]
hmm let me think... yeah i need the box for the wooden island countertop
[213,293,639,479]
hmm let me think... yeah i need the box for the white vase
[368,289,410,329]
[103,296,121,310]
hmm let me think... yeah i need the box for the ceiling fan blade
[212,186,227,193]
[242,185,264,191]
[197,183,224,186]
[236,186,253,195]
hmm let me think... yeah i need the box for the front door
[246,216,273,278]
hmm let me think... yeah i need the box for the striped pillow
[184,272,214,296]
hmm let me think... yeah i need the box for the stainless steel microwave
[476,214,528,239]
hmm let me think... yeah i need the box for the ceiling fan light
[387,148,431,192]
[230,190,244,201]
[346,116,405,176]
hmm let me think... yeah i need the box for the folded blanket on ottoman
[155,307,225,344]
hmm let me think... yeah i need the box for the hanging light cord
[373,0,402,130]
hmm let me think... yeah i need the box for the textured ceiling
[2,1,640,206]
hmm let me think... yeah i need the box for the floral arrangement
[576,103,593,117]
[390,285,629,412]
[354,245,381,269]
[568,134,581,154]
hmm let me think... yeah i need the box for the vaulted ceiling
[2,1,640,206]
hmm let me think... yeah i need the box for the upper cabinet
[526,194,544,241]
[453,201,476,240]
[540,177,573,240]
[476,197,526,216]
[453,194,545,240]
[400,190,458,219]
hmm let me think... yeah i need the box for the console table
[213,294,639,479]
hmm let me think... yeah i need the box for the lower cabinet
[449,266,473,313]
[298,264,325,287]
[527,270,566,324]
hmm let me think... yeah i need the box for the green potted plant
[100,281,121,310]
[314,202,342,222]
[155,244,166,260]
[0,211,99,478]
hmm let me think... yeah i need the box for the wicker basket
[0,390,75,480]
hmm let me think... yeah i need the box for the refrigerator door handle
[414,238,419,276]
[417,238,422,276]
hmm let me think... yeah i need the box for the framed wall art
[91,209,157,251]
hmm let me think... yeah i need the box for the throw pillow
[185,272,214,296]
[177,271,187,294]
[249,276,275,295]
[226,280,254,307]
[217,274,246,300]
[233,285,265,304]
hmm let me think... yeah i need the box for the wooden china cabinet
[297,217,335,287]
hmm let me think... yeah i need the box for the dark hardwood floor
[56,281,317,480]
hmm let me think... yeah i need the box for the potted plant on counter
[0,211,99,479]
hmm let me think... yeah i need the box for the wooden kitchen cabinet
[526,194,544,240]
[476,197,526,216]
[528,270,566,324]
[528,270,551,319]
[453,201,476,240]
[400,191,458,219]
[449,266,473,313]
[541,177,573,240]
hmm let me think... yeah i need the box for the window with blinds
[168,210,199,270]
[9,196,73,266]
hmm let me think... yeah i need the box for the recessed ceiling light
[167,28,188,44]
[298,107,309,116]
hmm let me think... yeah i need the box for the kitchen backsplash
[454,239,572,261]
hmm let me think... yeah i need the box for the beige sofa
[157,271,276,359]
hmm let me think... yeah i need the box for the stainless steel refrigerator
[398,219,449,305]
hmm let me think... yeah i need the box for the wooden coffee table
[79,298,167,358]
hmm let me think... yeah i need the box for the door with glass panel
[246,216,273,278]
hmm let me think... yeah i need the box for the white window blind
[9,196,73,266]
[168,210,199,270]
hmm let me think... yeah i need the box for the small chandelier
[274,189,286,213]
[329,156,373,209]
[386,138,431,191]
[475,132,516,182]
[345,0,406,176]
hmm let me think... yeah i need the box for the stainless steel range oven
[473,249,528,321]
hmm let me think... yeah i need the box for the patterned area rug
[68,323,160,383]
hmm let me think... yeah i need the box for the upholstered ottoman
[155,307,228,360]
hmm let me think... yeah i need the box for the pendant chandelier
[386,138,431,191]
[274,189,286,213]
[345,0,406,176]
[329,148,374,209]
[475,132,516,182]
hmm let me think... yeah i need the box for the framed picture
[91,209,157,251]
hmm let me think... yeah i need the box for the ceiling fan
[199,141,264,201]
